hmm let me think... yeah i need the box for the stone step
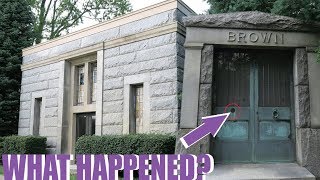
[206,163,315,180]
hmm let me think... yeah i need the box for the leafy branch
[28,0,132,44]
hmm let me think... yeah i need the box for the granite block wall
[19,62,61,153]
[102,32,185,135]
[23,9,185,65]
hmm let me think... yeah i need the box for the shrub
[1,136,47,155]
[0,137,5,163]
[75,134,176,155]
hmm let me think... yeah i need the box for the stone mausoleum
[19,0,320,178]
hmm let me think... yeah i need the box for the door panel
[255,51,294,162]
[212,49,294,163]
[216,107,250,140]
[213,49,253,163]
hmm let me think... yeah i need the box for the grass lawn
[0,165,3,175]
[70,174,76,180]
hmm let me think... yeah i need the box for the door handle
[229,108,237,122]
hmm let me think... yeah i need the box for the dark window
[76,113,96,140]
[33,98,42,136]
[130,85,143,134]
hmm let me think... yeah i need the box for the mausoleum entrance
[176,11,320,178]
[211,48,295,163]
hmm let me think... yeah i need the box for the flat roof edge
[23,0,195,56]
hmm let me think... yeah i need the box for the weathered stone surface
[175,129,210,155]
[294,48,309,85]
[104,55,177,79]
[104,47,120,58]
[296,128,320,177]
[45,107,58,118]
[172,109,180,123]
[103,77,123,90]
[102,125,123,135]
[43,69,60,79]
[103,100,123,113]
[49,39,82,57]
[177,55,185,69]
[176,33,185,46]
[135,43,176,62]
[150,69,179,84]
[18,128,30,136]
[20,101,31,110]
[151,95,179,110]
[105,52,137,68]
[45,98,59,108]
[24,40,82,64]
[49,79,59,89]
[103,113,123,125]
[150,82,177,97]
[44,117,58,127]
[177,44,185,58]
[198,84,212,125]
[150,109,174,124]
[81,27,119,47]
[23,49,50,64]
[307,52,320,128]
[149,123,178,134]
[103,89,124,102]
[119,10,176,37]
[200,45,214,84]
[20,93,31,102]
[295,86,311,128]
[46,88,59,98]
[18,118,30,128]
[19,110,31,119]
[21,81,48,93]
[175,9,186,24]
[184,11,320,32]
[42,127,57,137]
[119,33,176,55]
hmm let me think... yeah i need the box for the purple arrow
[180,113,230,149]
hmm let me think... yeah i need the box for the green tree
[0,0,34,136]
[206,0,320,22]
[207,0,277,14]
[29,0,132,44]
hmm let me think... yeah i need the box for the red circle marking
[224,103,241,121]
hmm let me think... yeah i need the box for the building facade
[18,0,193,154]
[19,0,320,179]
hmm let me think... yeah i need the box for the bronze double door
[212,48,295,163]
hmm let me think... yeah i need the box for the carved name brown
[228,32,285,44]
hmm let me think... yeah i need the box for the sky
[130,0,209,14]
[73,0,209,32]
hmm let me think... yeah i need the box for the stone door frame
[176,27,320,176]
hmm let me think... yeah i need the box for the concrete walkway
[207,163,315,180]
